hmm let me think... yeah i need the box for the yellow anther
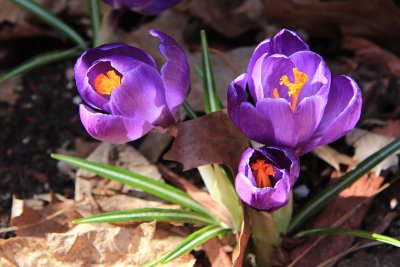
[250,160,275,188]
[94,70,121,95]
[278,68,308,112]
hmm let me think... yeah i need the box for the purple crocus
[102,0,181,15]
[236,146,300,211]
[228,29,362,155]
[74,30,189,143]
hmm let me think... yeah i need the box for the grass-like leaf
[161,225,229,263]
[51,154,214,219]
[88,0,101,46]
[0,48,82,84]
[182,101,198,119]
[74,208,218,226]
[200,30,221,113]
[289,138,400,233]
[294,228,400,247]
[12,0,86,48]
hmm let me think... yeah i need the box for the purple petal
[227,74,248,127]
[109,0,181,14]
[235,146,300,211]
[247,38,271,86]
[150,29,190,117]
[270,29,309,56]
[289,51,331,104]
[259,54,296,102]
[79,104,154,143]
[256,98,295,147]
[307,75,362,153]
[106,64,174,126]
[75,43,156,110]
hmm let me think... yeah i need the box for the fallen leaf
[10,194,79,238]
[0,0,88,40]
[158,163,233,227]
[164,110,249,172]
[0,76,20,105]
[288,172,384,267]
[343,37,400,77]
[312,145,356,171]
[346,129,399,175]
[182,0,260,38]
[203,237,232,267]
[372,120,400,138]
[263,0,400,54]
[232,206,250,267]
[0,222,195,266]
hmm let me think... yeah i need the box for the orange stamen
[273,88,280,99]
[279,68,308,112]
[250,160,275,188]
[94,70,121,95]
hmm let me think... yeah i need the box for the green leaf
[294,228,400,247]
[51,154,214,219]
[12,0,86,48]
[161,225,229,263]
[200,30,221,113]
[88,0,101,47]
[289,138,400,233]
[0,48,82,84]
[74,208,217,226]
[182,101,198,119]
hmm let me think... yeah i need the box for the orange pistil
[273,68,308,112]
[94,70,121,95]
[250,160,275,188]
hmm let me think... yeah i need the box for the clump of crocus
[102,0,181,15]
[228,29,362,155]
[74,30,189,143]
[235,146,300,211]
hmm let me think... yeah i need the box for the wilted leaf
[343,37,400,77]
[0,0,88,40]
[164,110,249,172]
[158,163,233,227]
[263,0,400,54]
[232,206,250,267]
[10,194,79,237]
[0,222,195,266]
[203,237,232,267]
[289,173,384,267]
[182,0,261,38]
[0,76,20,105]
[346,129,399,175]
[373,120,400,138]
[312,145,356,171]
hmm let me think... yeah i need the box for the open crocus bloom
[236,146,300,211]
[102,0,181,15]
[74,30,189,143]
[228,29,362,155]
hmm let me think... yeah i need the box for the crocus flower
[236,146,300,211]
[75,30,189,143]
[228,29,362,155]
[102,0,181,15]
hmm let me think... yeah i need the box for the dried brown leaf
[263,0,400,54]
[203,237,232,267]
[158,163,233,227]
[289,173,384,267]
[346,129,399,175]
[10,194,79,237]
[232,206,250,267]
[0,222,195,266]
[312,145,356,171]
[343,37,400,77]
[164,110,249,172]
[372,120,400,138]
